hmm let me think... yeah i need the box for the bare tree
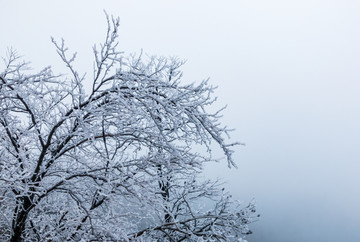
[0,14,258,242]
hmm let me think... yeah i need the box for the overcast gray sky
[1,1,360,241]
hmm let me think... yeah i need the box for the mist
[1,1,360,241]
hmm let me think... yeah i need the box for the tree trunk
[157,165,171,223]
[10,197,32,242]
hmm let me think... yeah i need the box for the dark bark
[157,165,171,223]
[10,196,33,242]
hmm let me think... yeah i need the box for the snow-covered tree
[0,14,257,242]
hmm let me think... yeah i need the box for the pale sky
[1,1,360,241]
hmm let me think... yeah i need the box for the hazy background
[1,1,360,241]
